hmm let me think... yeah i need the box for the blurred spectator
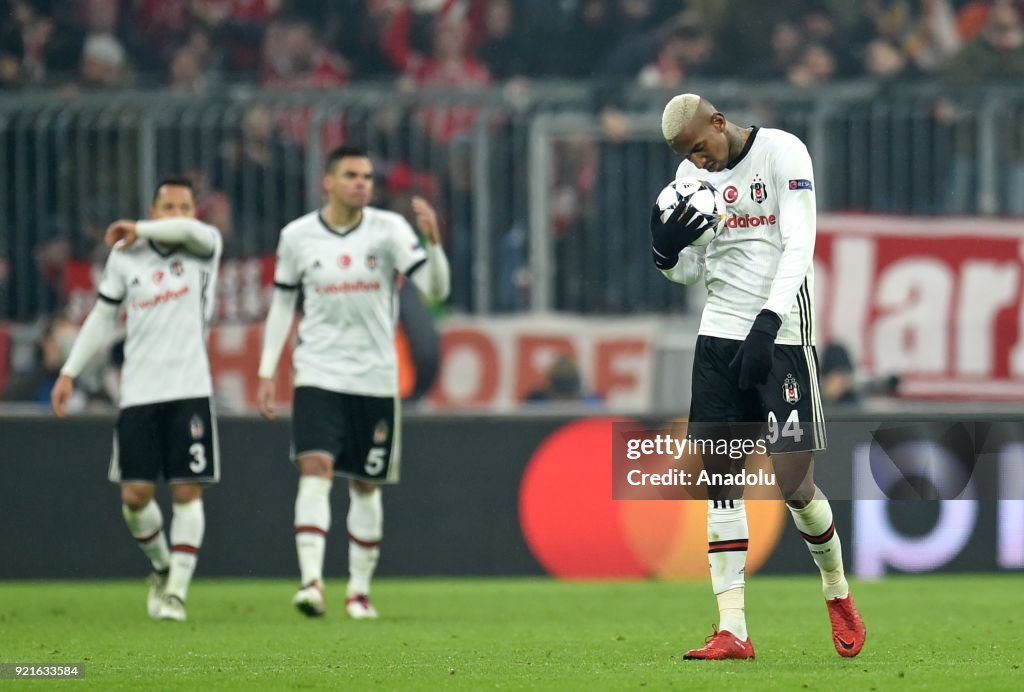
[752,21,803,81]
[799,1,859,77]
[6,0,84,85]
[32,233,72,307]
[126,0,188,73]
[903,0,962,72]
[0,21,24,87]
[168,44,207,93]
[3,315,78,404]
[787,43,838,88]
[563,0,615,78]
[820,342,859,405]
[406,15,490,144]
[478,0,530,81]
[820,341,902,405]
[304,0,404,78]
[942,0,1024,83]
[188,167,236,256]
[865,38,912,79]
[637,14,716,88]
[260,15,349,88]
[216,105,303,252]
[613,0,664,38]
[942,0,1024,215]
[168,26,224,93]
[855,0,961,76]
[79,33,129,88]
[525,354,602,405]
[0,0,995,87]
[192,0,274,74]
[82,0,119,35]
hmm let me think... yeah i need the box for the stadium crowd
[1,0,1023,92]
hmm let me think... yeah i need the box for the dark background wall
[0,415,552,579]
[1,414,1020,579]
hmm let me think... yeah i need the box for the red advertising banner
[426,315,660,411]
[54,214,1024,405]
[815,214,1024,400]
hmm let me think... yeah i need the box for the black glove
[650,202,713,270]
[729,310,783,390]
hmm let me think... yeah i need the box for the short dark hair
[325,146,370,173]
[152,176,195,205]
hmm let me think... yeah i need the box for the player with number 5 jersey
[256,146,450,620]
[51,177,223,623]
[651,94,865,661]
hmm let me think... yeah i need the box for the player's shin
[787,485,848,600]
[294,476,333,586]
[707,498,749,640]
[122,501,170,571]
[167,499,205,601]
[347,485,382,597]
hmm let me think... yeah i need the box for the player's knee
[121,484,154,510]
[298,453,334,478]
[779,470,815,505]
[170,483,203,504]
[349,478,378,495]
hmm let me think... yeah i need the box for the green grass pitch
[1,575,1020,690]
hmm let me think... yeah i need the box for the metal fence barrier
[1,81,1019,319]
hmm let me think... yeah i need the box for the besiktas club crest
[750,175,768,204]
[189,413,205,439]
[373,419,390,445]
[783,373,801,404]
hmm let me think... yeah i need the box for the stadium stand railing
[1,81,1020,319]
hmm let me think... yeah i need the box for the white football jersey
[676,127,817,346]
[97,225,222,408]
[273,206,428,397]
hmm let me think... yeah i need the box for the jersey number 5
[365,447,386,476]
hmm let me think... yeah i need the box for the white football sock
[707,499,748,640]
[167,499,205,601]
[294,476,333,587]
[122,501,170,572]
[788,486,849,600]
[347,485,382,597]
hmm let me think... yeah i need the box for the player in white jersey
[650,95,866,660]
[50,178,222,623]
[256,146,450,619]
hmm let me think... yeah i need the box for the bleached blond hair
[661,93,703,142]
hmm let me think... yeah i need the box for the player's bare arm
[406,196,451,302]
[105,219,138,248]
[257,279,300,421]
[256,378,277,420]
[50,374,74,418]
[411,196,441,245]
[51,297,120,418]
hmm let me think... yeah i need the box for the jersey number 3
[188,443,208,473]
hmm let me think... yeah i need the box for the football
[655,177,725,247]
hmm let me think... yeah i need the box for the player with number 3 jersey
[51,177,223,623]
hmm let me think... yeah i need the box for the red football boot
[827,593,866,657]
[683,626,755,660]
